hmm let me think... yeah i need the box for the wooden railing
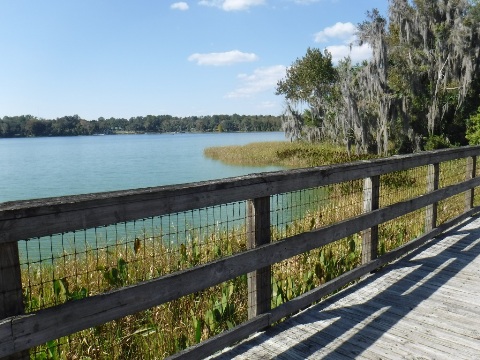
[1,146,480,359]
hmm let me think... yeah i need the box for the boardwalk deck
[209,216,480,360]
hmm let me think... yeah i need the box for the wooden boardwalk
[209,216,480,360]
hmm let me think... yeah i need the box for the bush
[424,135,451,150]
[466,106,480,145]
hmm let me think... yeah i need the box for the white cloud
[188,50,258,66]
[226,65,286,98]
[199,0,265,11]
[314,22,356,43]
[171,2,189,10]
[326,43,372,64]
[313,22,371,64]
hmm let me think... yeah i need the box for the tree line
[0,114,282,138]
[276,0,480,155]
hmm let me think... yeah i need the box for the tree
[389,0,480,142]
[276,1,480,154]
[276,48,339,142]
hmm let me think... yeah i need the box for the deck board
[209,216,480,359]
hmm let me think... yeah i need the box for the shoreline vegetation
[204,141,376,168]
[25,139,470,359]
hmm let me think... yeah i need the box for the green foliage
[204,282,237,335]
[276,48,338,104]
[102,258,128,288]
[424,135,452,150]
[466,107,480,145]
[53,278,88,304]
[0,114,282,137]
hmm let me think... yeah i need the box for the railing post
[246,197,271,319]
[362,176,380,264]
[465,156,476,212]
[0,242,28,359]
[425,163,439,232]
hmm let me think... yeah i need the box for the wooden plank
[465,155,476,211]
[246,197,271,319]
[0,320,14,358]
[0,243,24,319]
[2,146,480,243]
[215,215,480,359]
[425,162,439,231]
[362,175,379,263]
[268,208,478,324]
[0,242,28,360]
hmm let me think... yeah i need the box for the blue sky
[0,0,389,120]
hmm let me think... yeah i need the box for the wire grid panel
[437,192,466,225]
[19,201,248,312]
[270,181,363,241]
[439,158,466,188]
[270,186,327,240]
[378,208,425,254]
[271,235,361,310]
[270,180,364,308]
[437,158,470,225]
[29,276,248,360]
[379,166,428,208]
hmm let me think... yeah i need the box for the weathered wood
[425,163,439,231]
[246,197,271,319]
[0,243,27,360]
[362,175,380,264]
[269,208,476,325]
[2,146,480,244]
[2,181,478,357]
[465,156,476,211]
[165,209,478,360]
[210,215,480,360]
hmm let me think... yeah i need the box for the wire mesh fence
[20,201,250,313]
[4,151,480,359]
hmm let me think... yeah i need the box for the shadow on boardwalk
[210,216,480,359]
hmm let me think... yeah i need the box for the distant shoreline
[0,114,282,138]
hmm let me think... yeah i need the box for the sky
[0,0,389,120]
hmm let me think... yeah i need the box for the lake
[0,132,286,203]
[1,132,328,263]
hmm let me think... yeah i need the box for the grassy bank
[204,141,375,168]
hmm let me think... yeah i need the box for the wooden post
[246,197,271,319]
[425,163,439,232]
[465,156,477,212]
[0,242,28,359]
[362,176,380,264]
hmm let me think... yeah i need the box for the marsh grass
[25,147,477,359]
[204,141,375,168]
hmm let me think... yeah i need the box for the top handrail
[2,146,480,244]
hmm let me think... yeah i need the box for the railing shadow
[210,216,480,359]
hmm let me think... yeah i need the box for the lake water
[0,132,286,203]
[1,132,328,263]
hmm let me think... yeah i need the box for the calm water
[0,132,286,203]
[1,132,329,263]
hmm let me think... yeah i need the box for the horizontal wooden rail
[169,207,480,360]
[1,175,479,356]
[1,146,479,358]
[2,146,480,244]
